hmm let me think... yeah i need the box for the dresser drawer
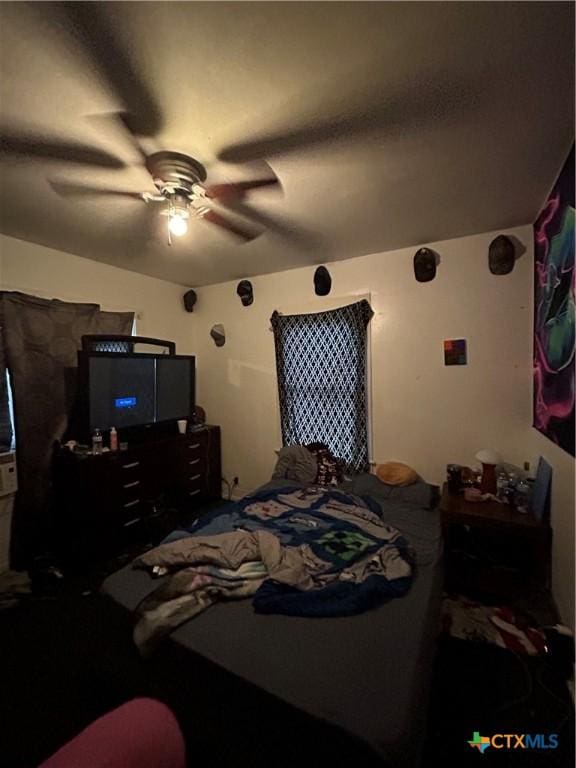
[181,463,205,499]
[186,486,204,501]
[118,496,144,528]
[108,458,144,500]
[184,455,205,475]
[186,438,206,460]
[119,477,142,496]
[116,458,142,476]
[186,469,205,489]
[105,455,145,526]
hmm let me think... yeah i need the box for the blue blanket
[187,485,414,617]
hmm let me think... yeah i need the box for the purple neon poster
[533,145,575,456]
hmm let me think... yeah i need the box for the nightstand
[440,483,552,600]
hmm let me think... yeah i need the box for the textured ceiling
[0,1,574,287]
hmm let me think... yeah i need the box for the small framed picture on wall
[444,338,467,366]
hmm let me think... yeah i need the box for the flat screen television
[78,351,195,435]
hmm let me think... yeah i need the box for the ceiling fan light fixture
[168,213,189,237]
[166,193,190,237]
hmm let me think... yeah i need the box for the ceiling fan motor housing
[146,151,207,196]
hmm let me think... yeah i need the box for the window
[271,300,372,473]
[91,340,133,353]
[1,369,14,451]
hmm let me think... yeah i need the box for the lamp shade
[475,449,501,466]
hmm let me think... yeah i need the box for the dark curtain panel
[271,299,373,473]
[0,291,134,567]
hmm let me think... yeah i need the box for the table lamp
[475,449,501,495]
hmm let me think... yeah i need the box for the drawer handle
[123,518,140,528]
[189,459,200,466]
[188,489,201,497]
[123,498,140,509]
[188,443,201,450]
[123,480,140,489]
[190,473,201,481]
[121,461,140,470]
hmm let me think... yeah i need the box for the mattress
[102,475,443,766]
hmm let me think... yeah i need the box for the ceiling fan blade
[204,177,281,203]
[218,75,479,163]
[218,122,354,164]
[201,210,259,242]
[87,112,150,166]
[224,201,320,249]
[49,180,143,201]
[56,2,162,138]
[0,132,124,168]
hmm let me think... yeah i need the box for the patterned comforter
[133,486,413,654]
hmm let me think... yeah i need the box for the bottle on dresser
[92,429,103,455]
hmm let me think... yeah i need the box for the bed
[102,473,443,767]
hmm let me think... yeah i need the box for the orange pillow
[376,461,418,486]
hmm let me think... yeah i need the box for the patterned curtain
[271,299,373,473]
[0,291,134,568]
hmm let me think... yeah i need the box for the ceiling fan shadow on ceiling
[5,1,282,248]
[47,148,281,246]
[0,131,125,169]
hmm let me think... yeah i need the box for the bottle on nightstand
[496,471,508,501]
[514,479,530,514]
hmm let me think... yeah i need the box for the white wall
[192,226,533,492]
[192,223,575,628]
[0,234,195,355]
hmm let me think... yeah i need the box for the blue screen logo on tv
[115,396,137,409]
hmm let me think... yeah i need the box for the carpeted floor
[0,509,573,768]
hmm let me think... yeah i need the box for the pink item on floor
[39,698,186,768]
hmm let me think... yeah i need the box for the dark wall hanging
[533,144,575,456]
[413,248,437,282]
[183,289,197,312]
[237,280,254,307]
[488,235,516,275]
[314,266,332,296]
[210,324,226,347]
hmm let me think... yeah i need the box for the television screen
[89,356,155,430]
[84,353,195,432]
[156,357,193,422]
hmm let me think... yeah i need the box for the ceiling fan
[0,3,474,251]
[48,148,281,245]
[0,2,298,249]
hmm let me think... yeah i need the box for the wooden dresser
[53,425,221,561]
